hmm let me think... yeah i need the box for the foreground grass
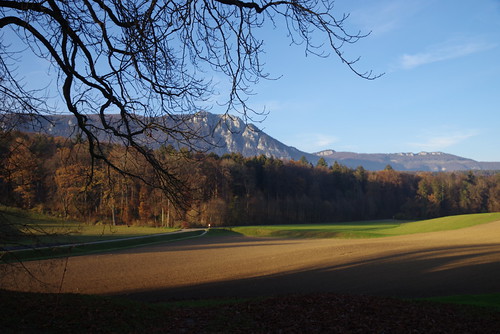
[1,290,499,333]
[422,293,500,311]
[226,212,500,239]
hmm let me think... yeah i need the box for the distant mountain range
[314,149,500,172]
[4,112,500,172]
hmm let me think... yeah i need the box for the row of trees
[1,131,500,227]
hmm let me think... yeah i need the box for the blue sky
[221,0,500,161]
[10,1,500,161]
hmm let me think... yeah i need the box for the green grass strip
[226,212,500,239]
[420,293,500,311]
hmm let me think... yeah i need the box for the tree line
[1,131,500,227]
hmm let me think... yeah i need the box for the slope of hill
[314,150,500,172]
[3,112,499,171]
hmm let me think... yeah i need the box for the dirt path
[2,221,500,301]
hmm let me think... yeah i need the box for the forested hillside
[8,113,500,171]
[1,131,500,227]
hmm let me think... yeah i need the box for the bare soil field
[2,220,500,302]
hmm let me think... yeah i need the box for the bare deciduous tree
[0,0,379,207]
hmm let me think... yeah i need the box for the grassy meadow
[225,212,500,238]
[3,205,500,261]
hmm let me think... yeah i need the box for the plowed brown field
[3,220,500,302]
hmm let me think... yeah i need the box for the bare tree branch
[0,0,380,209]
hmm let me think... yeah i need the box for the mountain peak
[417,151,445,156]
[315,149,336,156]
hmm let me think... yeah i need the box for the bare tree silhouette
[0,0,379,207]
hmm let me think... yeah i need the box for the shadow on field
[117,230,297,253]
[121,242,500,302]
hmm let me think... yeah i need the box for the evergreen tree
[316,157,328,168]
[299,156,311,166]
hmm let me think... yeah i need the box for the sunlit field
[226,212,500,238]
[5,205,500,246]
[3,210,500,332]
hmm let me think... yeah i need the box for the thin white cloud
[400,42,496,69]
[351,0,425,36]
[409,129,480,151]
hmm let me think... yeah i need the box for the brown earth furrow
[2,221,500,301]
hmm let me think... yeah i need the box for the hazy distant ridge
[313,150,497,172]
[5,112,500,171]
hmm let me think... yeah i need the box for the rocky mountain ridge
[4,112,499,171]
[313,149,497,172]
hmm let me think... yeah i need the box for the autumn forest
[2,131,500,227]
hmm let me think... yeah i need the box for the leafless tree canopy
[0,0,377,207]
